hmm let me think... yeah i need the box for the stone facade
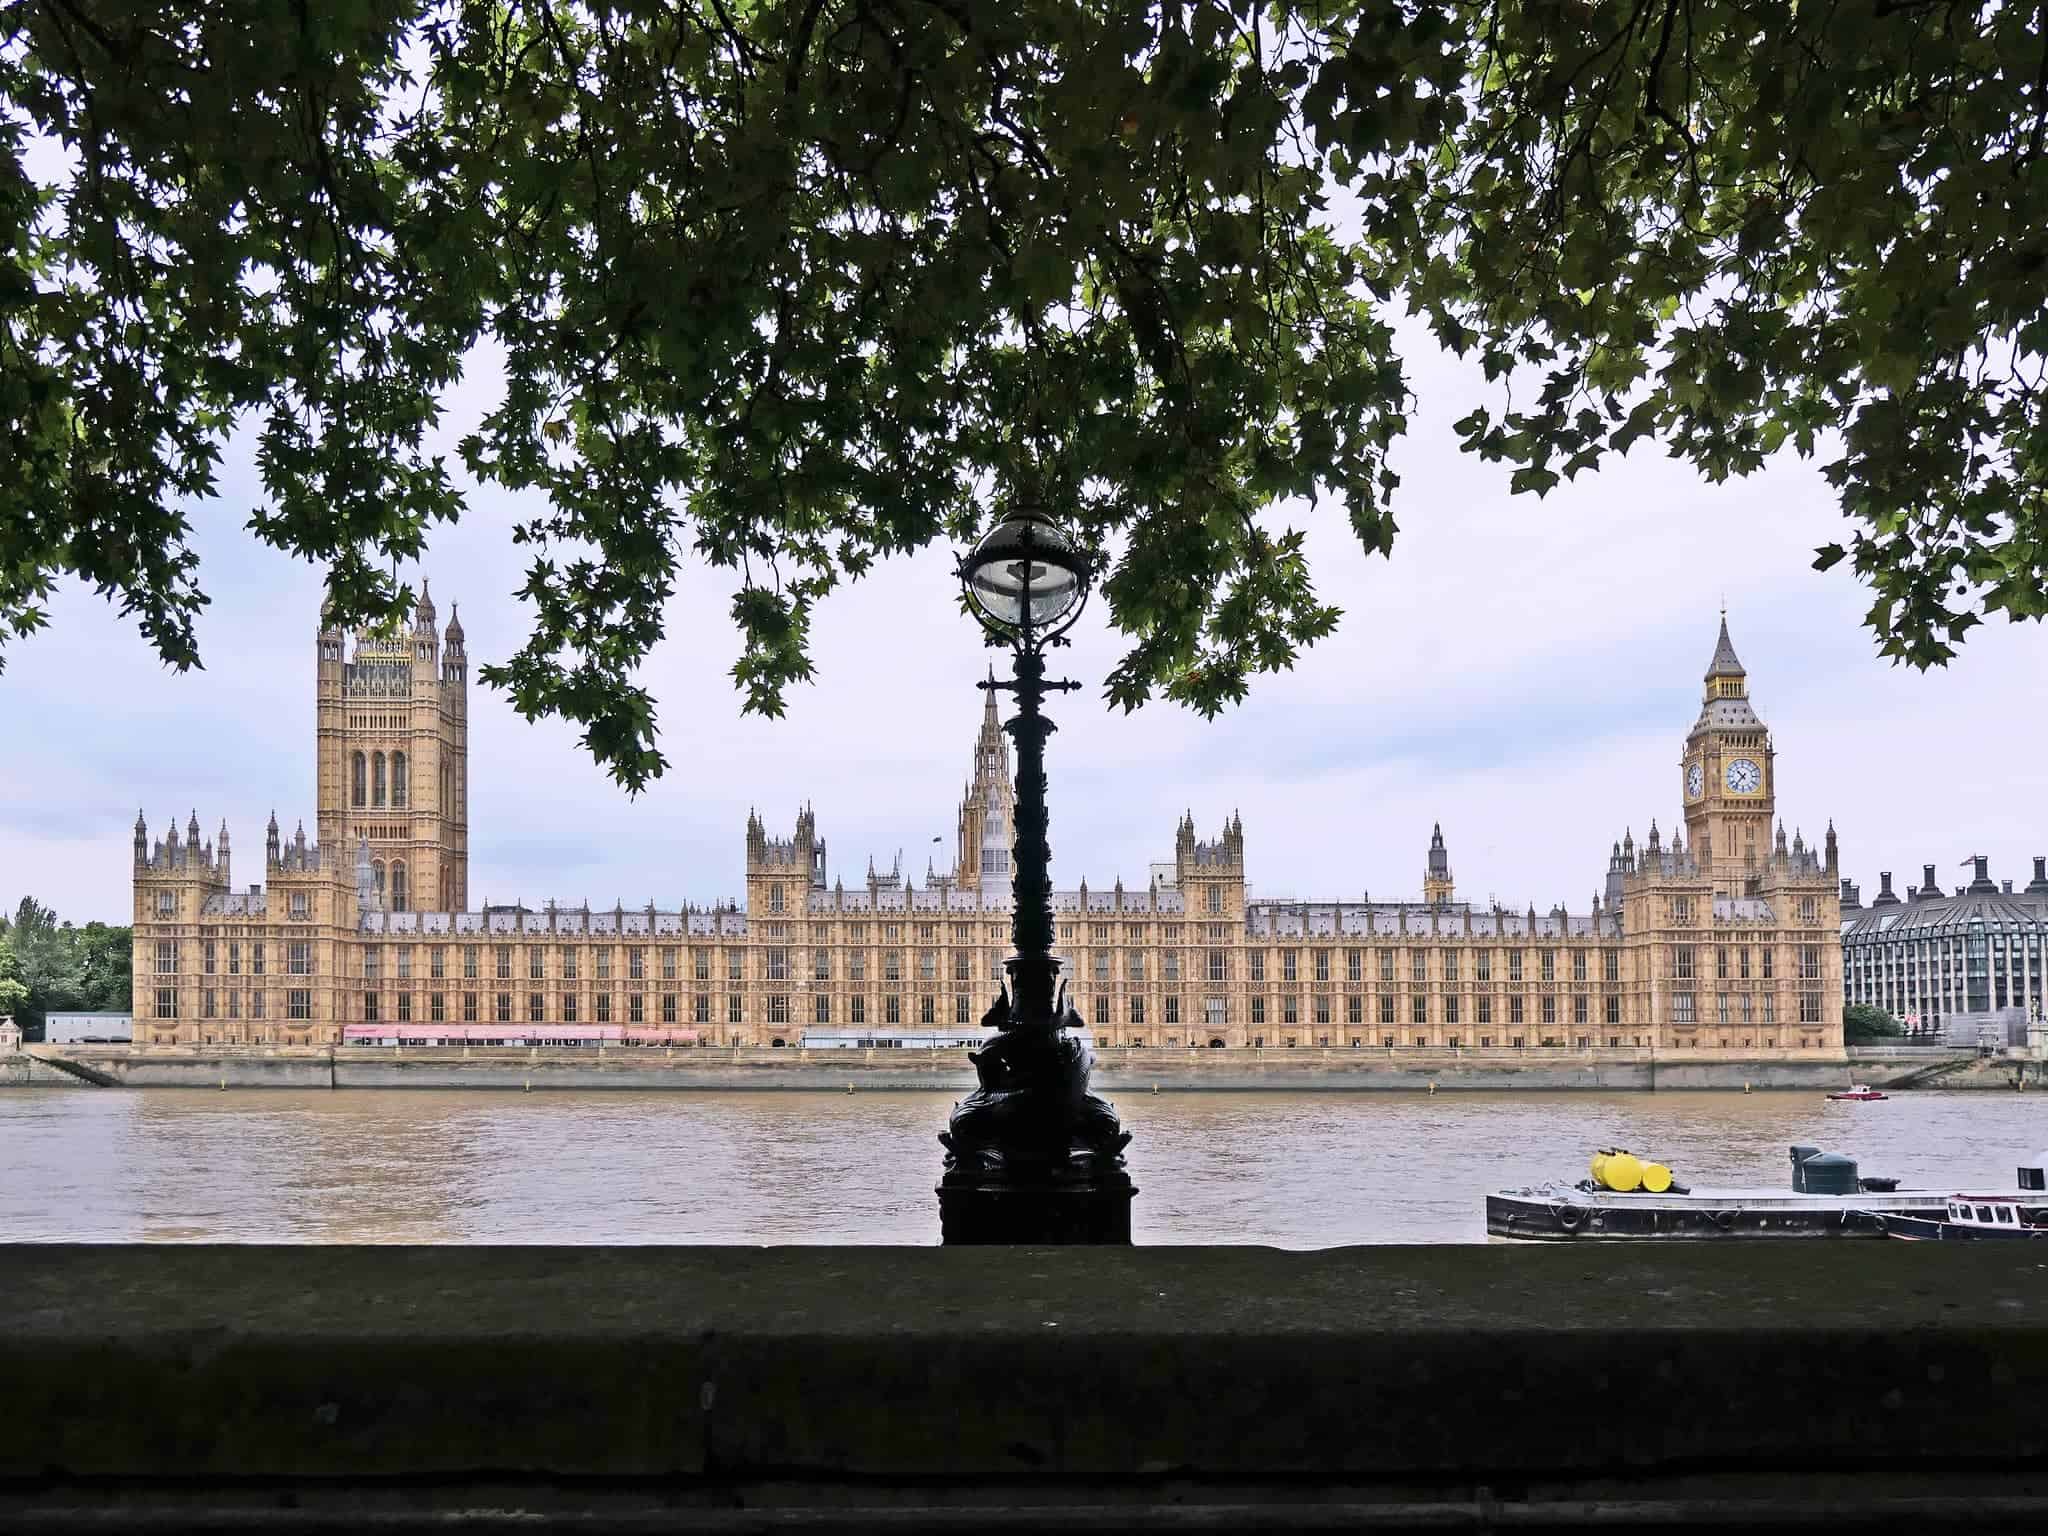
[129,602,1843,1052]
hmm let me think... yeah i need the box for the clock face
[1685,762,1703,800]
[1725,758,1763,795]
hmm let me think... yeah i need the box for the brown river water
[4,1086,2045,1245]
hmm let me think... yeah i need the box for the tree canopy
[0,931,28,1026]
[0,898,132,1039]
[8,0,2047,787]
[1843,1002,1907,1044]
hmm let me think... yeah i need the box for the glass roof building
[1840,856,2048,1039]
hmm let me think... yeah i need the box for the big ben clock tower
[1680,614,1776,896]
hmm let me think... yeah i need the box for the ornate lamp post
[937,510,1136,1245]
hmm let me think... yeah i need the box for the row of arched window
[350,750,409,809]
[371,859,410,913]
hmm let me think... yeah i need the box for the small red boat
[1827,1084,1888,1101]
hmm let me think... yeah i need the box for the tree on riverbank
[0,932,28,1029]
[9,2,2048,786]
[0,900,132,1042]
[1843,1004,1906,1045]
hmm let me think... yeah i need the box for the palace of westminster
[129,591,1846,1052]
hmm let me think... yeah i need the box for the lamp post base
[935,984,1137,1246]
[937,1177,1137,1246]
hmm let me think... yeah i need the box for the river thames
[4,1086,2045,1244]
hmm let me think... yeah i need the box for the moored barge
[1488,1145,2048,1241]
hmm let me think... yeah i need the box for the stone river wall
[22,1042,2024,1091]
[10,1244,2048,1531]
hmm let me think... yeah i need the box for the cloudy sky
[4,320,2041,926]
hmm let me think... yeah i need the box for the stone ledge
[8,1245,2048,1529]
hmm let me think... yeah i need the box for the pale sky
[4,322,2042,925]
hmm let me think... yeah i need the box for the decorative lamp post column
[937,510,1136,1245]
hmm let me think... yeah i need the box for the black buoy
[1790,1145,1822,1193]
[1800,1152,1860,1196]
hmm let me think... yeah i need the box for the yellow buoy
[1641,1162,1673,1193]
[1590,1149,1644,1192]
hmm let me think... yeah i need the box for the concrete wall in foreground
[8,1245,2048,1531]
[23,1042,2011,1091]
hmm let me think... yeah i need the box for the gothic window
[372,860,386,898]
[770,884,784,914]
[373,752,387,807]
[390,861,408,913]
[1207,885,1222,914]
[351,752,367,808]
[392,752,408,808]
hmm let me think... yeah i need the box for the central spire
[1705,613,1746,685]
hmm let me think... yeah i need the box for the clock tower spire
[1680,613,1775,895]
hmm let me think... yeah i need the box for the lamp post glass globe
[962,514,1086,635]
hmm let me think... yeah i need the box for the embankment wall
[9,1244,2048,1531]
[23,1042,2019,1090]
